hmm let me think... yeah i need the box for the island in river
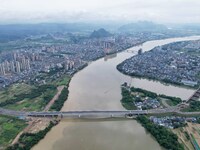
[117,40,200,89]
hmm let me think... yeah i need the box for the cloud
[0,0,200,24]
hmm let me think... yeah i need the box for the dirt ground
[44,86,64,111]
[173,122,200,150]
[11,118,51,144]
[186,123,200,146]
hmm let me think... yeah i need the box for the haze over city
[0,0,200,24]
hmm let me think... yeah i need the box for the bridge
[0,108,148,119]
[2,107,200,119]
[124,50,137,54]
[27,110,148,118]
[186,87,200,103]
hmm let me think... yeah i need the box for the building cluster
[0,46,81,88]
[150,116,197,129]
[0,55,31,75]
[118,40,200,87]
[135,98,161,110]
[0,34,142,88]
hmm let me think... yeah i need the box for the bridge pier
[125,113,137,119]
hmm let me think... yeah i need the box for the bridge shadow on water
[60,117,136,123]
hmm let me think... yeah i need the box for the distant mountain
[118,21,168,33]
[90,28,112,38]
[0,23,110,42]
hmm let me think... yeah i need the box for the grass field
[165,98,179,106]
[52,75,71,86]
[5,87,57,111]
[4,97,45,111]
[0,83,57,111]
[0,83,32,103]
[0,74,71,112]
[0,115,27,149]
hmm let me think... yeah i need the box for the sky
[0,0,200,24]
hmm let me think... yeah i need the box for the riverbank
[7,121,58,150]
[137,116,184,150]
[117,66,199,90]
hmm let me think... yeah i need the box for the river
[32,36,200,150]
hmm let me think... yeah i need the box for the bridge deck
[27,110,148,118]
[2,107,200,119]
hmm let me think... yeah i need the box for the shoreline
[117,67,199,91]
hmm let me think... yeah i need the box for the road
[43,86,64,111]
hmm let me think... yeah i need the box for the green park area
[0,74,71,112]
[52,75,71,86]
[0,83,57,111]
[0,115,27,149]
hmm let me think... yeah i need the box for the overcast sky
[0,0,200,24]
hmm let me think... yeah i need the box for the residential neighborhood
[117,40,200,87]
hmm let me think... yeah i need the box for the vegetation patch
[159,94,182,106]
[121,87,137,110]
[137,116,184,150]
[0,115,27,149]
[52,75,71,86]
[0,84,57,111]
[0,83,32,103]
[182,101,200,112]
[131,87,158,98]
[6,121,57,150]
[120,85,182,110]
[50,87,69,111]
